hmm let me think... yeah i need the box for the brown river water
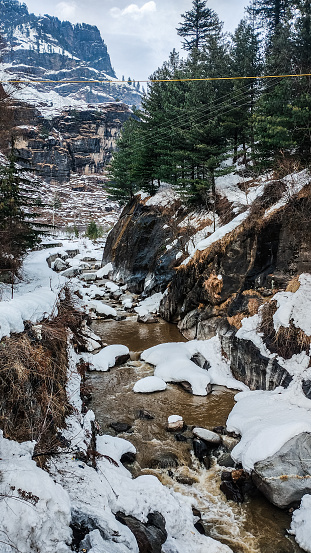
[89,315,303,553]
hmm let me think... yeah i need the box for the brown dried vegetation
[0,288,85,455]
[215,192,234,226]
[259,300,311,360]
[203,273,223,301]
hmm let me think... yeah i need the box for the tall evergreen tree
[0,144,40,276]
[290,0,311,162]
[229,18,262,160]
[176,0,222,51]
[254,0,293,34]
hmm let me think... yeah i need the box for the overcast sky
[23,0,249,82]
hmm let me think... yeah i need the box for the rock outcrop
[102,180,311,392]
[102,195,185,293]
[252,432,311,508]
[13,102,133,182]
[159,184,311,389]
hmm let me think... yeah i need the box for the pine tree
[228,17,262,161]
[176,0,222,51]
[254,0,293,34]
[290,0,311,162]
[0,144,40,277]
[107,118,139,201]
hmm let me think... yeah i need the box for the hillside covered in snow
[0,0,142,115]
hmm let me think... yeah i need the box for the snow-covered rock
[252,432,311,508]
[155,357,211,396]
[273,273,311,336]
[167,415,184,431]
[90,300,117,318]
[133,376,167,393]
[135,292,163,316]
[227,389,311,472]
[80,272,97,282]
[141,337,246,392]
[86,344,130,372]
[96,263,113,279]
[290,494,311,553]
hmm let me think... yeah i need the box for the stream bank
[87,309,303,553]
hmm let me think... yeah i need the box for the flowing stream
[88,314,303,553]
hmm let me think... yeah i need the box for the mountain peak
[0,0,141,113]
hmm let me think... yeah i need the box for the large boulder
[252,432,311,508]
[115,511,167,553]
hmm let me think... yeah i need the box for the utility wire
[1,73,311,84]
[111,77,283,156]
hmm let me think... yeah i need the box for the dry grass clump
[0,287,84,454]
[203,273,223,301]
[227,313,245,330]
[272,157,302,180]
[248,297,260,316]
[286,276,301,293]
[259,299,311,359]
[215,193,234,226]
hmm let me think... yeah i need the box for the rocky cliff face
[159,186,311,335]
[0,0,141,111]
[12,101,133,182]
[103,176,311,392]
[102,193,185,293]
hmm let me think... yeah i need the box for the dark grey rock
[114,353,130,366]
[302,379,311,399]
[109,421,132,433]
[150,452,179,469]
[137,314,159,324]
[218,453,235,468]
[174,433,188,443]
[190,352,210,370]
[120,451,136,464]
[252,432,311,508]
[221,334,293,391]
[115,511,167,553]
[193,438,211,465]
[137,409,154,420]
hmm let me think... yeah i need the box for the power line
[110,77,283,155]
[1,73,311,84]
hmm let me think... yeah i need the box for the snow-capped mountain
[0,0,142,114]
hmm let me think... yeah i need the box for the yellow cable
[1,73,311,84]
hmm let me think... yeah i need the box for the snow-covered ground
[24,173,121,231]
[0,238,235,553]
[1,206,311,552]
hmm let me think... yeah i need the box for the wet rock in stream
[193,438,211,469]
[220,469,257,503]
[149,452,179,469]
[115,511,167,553]
[137,409,155,420]
[137,314,159,324]
[193,427,222,446]
[109,421,132,433]
[217,452,235,468]
[114,352,131,365]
